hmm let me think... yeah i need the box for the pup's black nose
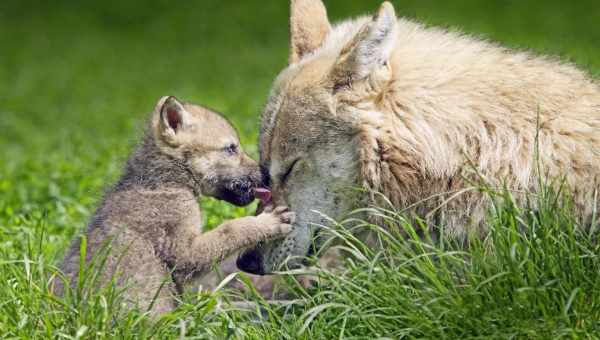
[237,249,265,275]
[233,180,251,193]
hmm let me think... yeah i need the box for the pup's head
[152,96,261,206]
[237,1,398,274]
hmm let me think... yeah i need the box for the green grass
[1,0,599,338]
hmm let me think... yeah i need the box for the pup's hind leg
[115,233,178,318]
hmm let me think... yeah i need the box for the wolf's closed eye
[281,159,299,184]
[261,165,271,188]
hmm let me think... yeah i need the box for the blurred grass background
[0,0,599,259]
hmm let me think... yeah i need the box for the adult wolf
[237,0,600,275]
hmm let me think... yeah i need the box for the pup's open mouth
[254,187,272,205]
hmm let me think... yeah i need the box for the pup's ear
[154,96,190,144]
[289,0,331,64]
[331,2,397,85]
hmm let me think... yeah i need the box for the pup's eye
[224,143,238,155]
[281,159,299,184]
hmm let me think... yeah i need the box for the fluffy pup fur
[56,96,294,317]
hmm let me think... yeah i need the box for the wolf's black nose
[237,249,265,275]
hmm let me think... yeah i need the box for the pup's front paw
[255,206,295,238]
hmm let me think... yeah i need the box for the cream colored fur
[238,0,600,274]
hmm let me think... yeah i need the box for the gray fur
[55,97,293,318]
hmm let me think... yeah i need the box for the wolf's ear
[331,2,397,85]
[154,96,190,144]
[289,0,331,64]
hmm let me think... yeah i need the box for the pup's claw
[273,206,296,225]
[255,206,296,239]
[280,223,293,234]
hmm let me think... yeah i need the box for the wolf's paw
[256,206,295,238]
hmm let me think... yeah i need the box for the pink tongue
[254,188,272,204]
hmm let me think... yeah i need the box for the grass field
[1,0,599,338]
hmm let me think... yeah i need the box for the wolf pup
[56,96,294,317]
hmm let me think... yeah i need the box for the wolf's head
[237,1,399,274]
[144,96,261,206]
